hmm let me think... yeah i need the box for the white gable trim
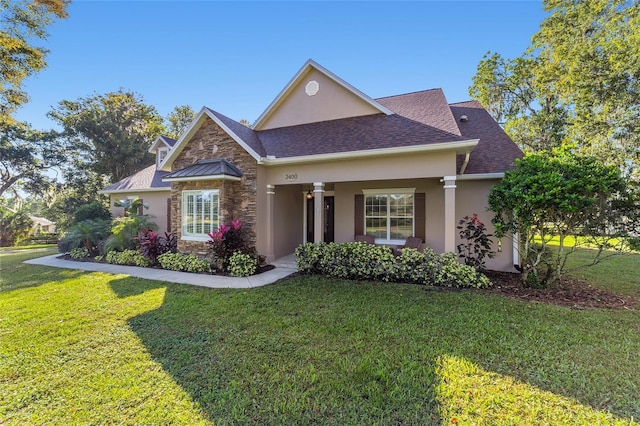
[252,59,393,130]
[259,139,479,166]
[148,135,174,154]
[159,107,262,171]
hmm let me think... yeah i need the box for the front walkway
[25,254,297,289]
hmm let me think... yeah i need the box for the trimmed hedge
[294,242,491,288]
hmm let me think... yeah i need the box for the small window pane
[182,190,219,238]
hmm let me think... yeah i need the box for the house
[99,135,175,231]
[103,60,523,272]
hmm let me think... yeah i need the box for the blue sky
[16,1,547,130]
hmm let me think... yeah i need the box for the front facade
[106,60,523,272]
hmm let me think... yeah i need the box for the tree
[0,120,66,197]
[1,0,69,124]
[49,90,165,182]
[0,205,33,246]
[165,105,195,139]
[470,0,640,178]
[489,154,638,288]
[239,119,252,127]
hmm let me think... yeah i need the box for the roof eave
[99,187,171,194]
[159,107,262,171]
[259,139,479,166]
[252,59,393,130]
[162,174,242,183]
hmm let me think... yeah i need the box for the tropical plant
[228,252,258,277]
[58,219,110,256]
[103,215,157,254]
[207,219,254,270]
[457,214,495,271]
[157,252,210,273]
[138,230,177,264]
[73,201,111,224]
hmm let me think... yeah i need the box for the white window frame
[181,189,220,241]
[362,188,415,245]
[157,147,169,168]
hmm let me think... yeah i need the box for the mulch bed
[484,270,636,310]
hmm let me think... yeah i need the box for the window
[182,190,219,240]
[364,189,414,243]
[157,148,169,168]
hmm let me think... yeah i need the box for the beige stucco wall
[109,191,171,232]
[264,151,457,185]
[258,68,382,130]
[455,179,517,272]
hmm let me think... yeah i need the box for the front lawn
[1,249,638,425]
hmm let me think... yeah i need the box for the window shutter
[167,198,171,232]
[354,194,364,236]
[138,199,144,216]
[415,193,425,242]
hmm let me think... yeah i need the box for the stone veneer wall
[170,117,258,254]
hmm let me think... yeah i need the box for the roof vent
[460,115,469,122]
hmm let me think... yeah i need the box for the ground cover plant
[1,249,639,425]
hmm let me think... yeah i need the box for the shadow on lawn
[109,276,640,424]
[0,250,86,293]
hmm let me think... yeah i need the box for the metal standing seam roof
[162,159,243,181]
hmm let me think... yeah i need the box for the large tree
[0,120,66,197]
[49,89,165,182]
[1,0,69,124]
[165,104,195,139]
[470,0,640,178]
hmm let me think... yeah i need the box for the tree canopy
[49,89,165,182]
[1,0,69,124]
[0,120,65,197]
[489,153,638,287]
[470,0,640,178]
[165,105,195,139]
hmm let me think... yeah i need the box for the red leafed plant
[456,214,495,271]
[138,229,177,264]
[207,220,254,270]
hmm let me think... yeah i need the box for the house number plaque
[285,173,298,182]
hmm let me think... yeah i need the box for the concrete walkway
[25,254,297,289]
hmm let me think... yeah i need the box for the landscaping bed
[485,270,635,309]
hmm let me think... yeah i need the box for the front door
[306,196,334,242]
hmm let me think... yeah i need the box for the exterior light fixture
[306,188,313,199]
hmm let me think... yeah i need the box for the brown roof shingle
[449,100,523,174]
[376,89,462,136]
[257,113,466,158]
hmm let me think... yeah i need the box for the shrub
[628,237,640,252]
[105,249,150,267]
[104,215,157,253]
[70,247,90,259]
[58,219,110,255]
[207,220,254,270]
[228,252,258,277]
[0,208,33,247]
[457,214,495,271]
[157,252,210,273]
[138,230,177,264]
[295,242,491,289]
[73,202,112,225]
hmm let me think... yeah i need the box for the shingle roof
[449,100,523,174]
[159,135,177,147]
[205,108,266,157]
[257,113,466,158]
[376,89,462,136]
[163,159,243,181]
[101,165,170,192]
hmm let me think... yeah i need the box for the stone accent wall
[169,117,258,254]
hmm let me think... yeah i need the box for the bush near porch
[295,242,491,288]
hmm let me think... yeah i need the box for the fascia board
[98,187,171,195]
[162,174,242,183]
[259,139,479,166]
[253,59,393,130]
[148,136,173,154]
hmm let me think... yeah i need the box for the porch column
[265,184,276,262]
[442,176,457,253]
[313,182,324,243]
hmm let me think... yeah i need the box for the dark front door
[306,196,334,243]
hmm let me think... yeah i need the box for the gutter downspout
[459,151,470,175]
[513,232,520,270]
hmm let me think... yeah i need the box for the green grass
[1,250,639,425]
[0,243,56,252]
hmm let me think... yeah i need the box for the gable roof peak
[252,59,393,130]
